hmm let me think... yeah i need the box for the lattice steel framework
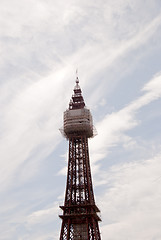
[59,77,101,240]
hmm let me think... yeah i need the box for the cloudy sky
[1,0,161,239]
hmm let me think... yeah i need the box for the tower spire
[69,76,85,110]
[76,68,79,81]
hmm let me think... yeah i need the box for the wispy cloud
[90,73,161,164]
[27,205,58,225]
[99,152,161,239]
[0,67,73,189]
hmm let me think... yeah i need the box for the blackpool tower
[59,77,101,239]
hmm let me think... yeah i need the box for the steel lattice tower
[59,77,101,240]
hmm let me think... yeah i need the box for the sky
[0,0,161,239]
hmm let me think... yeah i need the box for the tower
[59,77,101,240]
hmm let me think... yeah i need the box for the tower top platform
[63,77,93,138]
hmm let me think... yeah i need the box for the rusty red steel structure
[59,77,101,239]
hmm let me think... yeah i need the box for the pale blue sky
[0,0,161,239]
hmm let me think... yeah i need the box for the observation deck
[62,77,94,138]
[64,107,93,138]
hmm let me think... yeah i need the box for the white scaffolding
[63,108,93,138]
